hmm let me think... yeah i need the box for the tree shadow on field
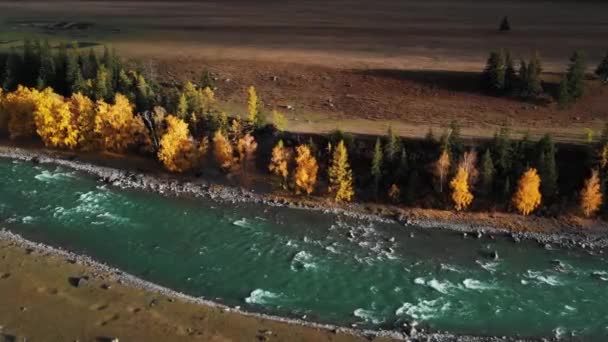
[354,69,484,94]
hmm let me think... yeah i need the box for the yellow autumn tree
[0,89,6,135]
[328,140,354,202]
[388,184,401,203]
[450,166,474,211]
[271,109,287,131]
[69,92,97,150]
[2,86,42,139]
[247,85,260,127]
[600,143,608,170]
[580,169,603,217]
[33,88,79,149]
[294,144,318,195]
[269,139,290,188]
[434,148,451,193]
[94,94,147,153]
[236,133,258,183]
[513,168,542,215]
[213,130,234,172]
[158,115,197,172]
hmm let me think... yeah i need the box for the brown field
[0,0,607,141]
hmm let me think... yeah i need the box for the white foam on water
[553,326,567,339]
[413,277,453,294]
[20,216,34,224]
[396,298,451,321]
[564,305,576,312]
[232,218,251,228]
[244,289,281,305]
[34,169,73,183]
[525,270,563,286]
[476,260,499,273]
[440,263,462,273]
[462,279,496,291]
[290,251,317,271]
[353,308,383,324]
[592,271,608,281]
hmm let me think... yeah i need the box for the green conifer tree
[566,50,587,100]
[371,138,383,197]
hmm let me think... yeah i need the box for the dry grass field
[0,0,607,141]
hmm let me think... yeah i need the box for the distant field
[1,0,607,70]
[0,0,607,142]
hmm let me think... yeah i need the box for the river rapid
[0,157,607,340]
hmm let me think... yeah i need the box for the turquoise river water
[0,158,607,339]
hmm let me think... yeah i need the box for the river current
[0,158,607,339]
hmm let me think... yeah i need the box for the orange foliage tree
[580,169,602,217]
[236,133,258,181]
[450,166,474,211]
[158,115,198,172]
[269,139,290,188]
[2,86,42,139]
[513,168,542,215]
[293,144,318,195]
[33,88,79,149]
[213,130,234,172]
[94,94,147,153]
[69,92,97,150]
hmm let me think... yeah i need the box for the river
[0,157,607,339]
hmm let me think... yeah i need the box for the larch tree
[236,133,258,183]
[434,148,451,193]
[271,109,287,131]
[328,140,354,202]
[247,85,261,128]
[557,74,570,107]
[293,144,318,195]
[450,166,473,211]
[371,138,383,196]
[459,149,479,187]
[482,50,506,91]
[384,125,399,162]
[34,88,79,149]
[580,169,602,217]
[212,130,234,172]
[388,183,400,203]
[513,168,542,215]
[157,115,197,173]
[69,92,96,150]
[176,93,188,119]
[94,93,147,153]
[269,139,290,188]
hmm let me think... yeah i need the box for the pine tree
[384,125,400,161]
[448,120,464,156]
[481,148,495,194]
[499,16,511,32]
[269,139,290,188]
[54,43,69,95]
[37,40,56,90]
[135,74,154,111]
[482,50,506,91]
[537,134,558,199]
[3,49,21,91]
[595,51,608,82]
[328,140,354,202]
[450,166,474,211]
[523,57,543,98]
[566,50,587,100]
[294,144,318,195]
[200,68,213,89]
[504,50,517,90]
[371,138,383,196]
[513,168,542,215]
[557,74,570,107]
[580,169,602,217]
[92,66,109,101]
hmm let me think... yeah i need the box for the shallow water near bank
[1,158,607,339]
